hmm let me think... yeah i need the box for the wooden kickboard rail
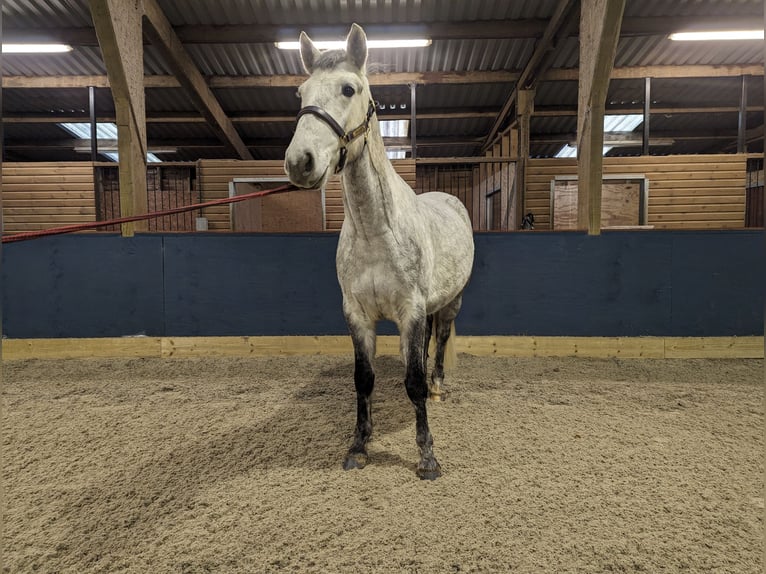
[3,336,763,360]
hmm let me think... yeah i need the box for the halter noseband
[296,99,377,173]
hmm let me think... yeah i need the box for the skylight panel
[58,122,161,162]
[555,114,643,158]
[379,119,409,138]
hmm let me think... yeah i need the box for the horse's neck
[340,130,414,238]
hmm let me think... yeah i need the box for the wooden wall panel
[2,162,96,233]
[197,158,415,232]
[527,154,747,230]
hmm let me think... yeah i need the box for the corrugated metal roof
[3,0,93,27]
[158,0,565,26]
[1,0,763,161]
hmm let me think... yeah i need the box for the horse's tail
[443,321,457,371]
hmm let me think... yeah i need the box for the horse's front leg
[343,312,376,471]
[402,311,441,480]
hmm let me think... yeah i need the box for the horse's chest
[337,246,420,319]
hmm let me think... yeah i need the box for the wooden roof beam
[141,0,253,160]
[482,0,579,151]
[3,65,762,90]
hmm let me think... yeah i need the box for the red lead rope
[1,183,299,244]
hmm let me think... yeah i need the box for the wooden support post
[88,85,98,160]
[642,77,651,156]
[500,132,511,230]
[577,0,626,235]
[88,0,148,236]
[410,83,417,159]
[738,75,747,154]
[517,89,535,230]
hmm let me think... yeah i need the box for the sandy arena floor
[2,354,763,573]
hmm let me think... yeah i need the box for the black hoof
[417,461,442,480]
[343,452,368,471]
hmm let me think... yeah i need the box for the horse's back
[417,191,472,228]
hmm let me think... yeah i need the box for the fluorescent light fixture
[386,150,407,159]
[276,38,431,50]
[2,43,73,53]
[669,30,764,41]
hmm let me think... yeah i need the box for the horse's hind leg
[343,315,376,471]
[429,294,463,401]
[402,311,441,480]
[423,314,434,366]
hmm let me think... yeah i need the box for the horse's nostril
[303,152,314,174]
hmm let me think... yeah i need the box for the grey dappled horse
[284,24,474,479]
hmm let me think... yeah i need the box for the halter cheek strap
[296,99,377,173]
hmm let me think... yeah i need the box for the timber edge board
[3,336,763,360]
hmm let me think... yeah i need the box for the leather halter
[296,99,377,173]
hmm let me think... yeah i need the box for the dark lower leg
[429,318,452,399]
[343,330,375,470]
[404,319,441,480]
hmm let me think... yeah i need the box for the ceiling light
[669,30,764,41]
[276,38,431,50]
[2,43,73,53]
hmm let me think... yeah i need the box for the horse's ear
[346,23,367,71]
[300,31,320,74]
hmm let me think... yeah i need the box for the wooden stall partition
[310,158,415,231]
[2,162,96,234]
[197,158,415,232]
[95,164,198,232]
[528,154,748,230]
[231,182,324,232]
[198,160,284,231]
[416,156,516,231]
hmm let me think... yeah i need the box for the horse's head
[284,23,375,189]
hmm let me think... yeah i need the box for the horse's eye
[342,84,355,98]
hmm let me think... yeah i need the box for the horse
[284,24,474,480]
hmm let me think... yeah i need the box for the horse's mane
[314,49,350,70]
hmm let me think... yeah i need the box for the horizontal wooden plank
[651,220,744,229]
[457,336,666,358]
[5,207,96,215]
[650,211,744,221]
[3,166,95,177]
[3,200,96,210]
[3,173,94,182]
[3,226,100,233]
[3,215,96,223]
[649,204,744,214]
[650,179,745,189]
[665,337,764,359]
[5,336,761,360]
[649,195,748,205]
[1,189,95,198]
[650,187,745,197]
[3,337,163,360]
